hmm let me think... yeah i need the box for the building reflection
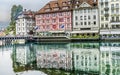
[34,43,72,70]
[11,42,120,75]
[12,43,36,72]
[100,42,120,75]
[71,43,100,74]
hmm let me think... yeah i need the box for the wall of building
[35,11,72,33]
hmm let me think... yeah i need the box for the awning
[71,30,99,34]
[49,31,65,33]
[100,30,120,34]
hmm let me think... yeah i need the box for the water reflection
[100,42,120,75]
[72,43,100,74]
[0,42,120,75]
[12,44,37,72]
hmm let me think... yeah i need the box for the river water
[0,42,120,75]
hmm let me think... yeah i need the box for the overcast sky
[0,0,50,26]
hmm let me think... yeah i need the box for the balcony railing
[104,7,109,11]
[111,20,120,22]
[104,13,109,17]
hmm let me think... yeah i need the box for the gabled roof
[36,0,98,14]
[37,0,72,14]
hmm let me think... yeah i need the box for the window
[88,16,90,20]
[106,17,108,21]
[116,17,119,21]
[84,9,86,13]
[80,10,83,13]
[81,22,83,25]
[52,19,56,23]
[84,22,87,25]
[116,9,119,14]
[101,11,104,15]
[80,16,83,20]
[116,3,119,8]
[52,14,56,17]
[84,16,86,20]
[59,13,63,16]
[67,18,70,22]
[94,21,96,25]
[88,22,91,25]
[75,16,78,20]
[88,9,90,13]
[76,22,78,26]
[67,12,70,16]
[105,24,108,28]
[76,55,79,60]
[93,9,96,13]
[111,4,114,9]
[46,14,49,17]
[93,15,96,19]
[112,17,114,21]
[101,24,104,28]
[101,17,104,21]
[59,18,64,22]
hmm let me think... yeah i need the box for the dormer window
[68,1,71,4]
[53,7,59,11]
[62,6,68,10]
[55,3,58,6]
[76,1,79,4]
[45,9,51,12]
[63,2,66,5]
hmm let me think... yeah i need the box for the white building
[99,0,120,39]
[72,0,99,39]
[16,10,35,36]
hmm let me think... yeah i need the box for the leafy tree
[5,5,23,35]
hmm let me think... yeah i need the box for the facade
[72,0,99,39]
[16,9,35,36]
[99,0,120,39]
[35,0,72,36]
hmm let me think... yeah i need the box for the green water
[0,42,120,75]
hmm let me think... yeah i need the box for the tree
[5,5,23,35]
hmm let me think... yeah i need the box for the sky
[0,0,51,27]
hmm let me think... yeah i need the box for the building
[99,0,120,39]
[35,0,72,36]
[16,9,35,36]
[71,0,99,39]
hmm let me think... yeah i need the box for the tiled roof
[37,0,98,14]
[22,10,35,19]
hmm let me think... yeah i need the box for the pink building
[35,0,72,36]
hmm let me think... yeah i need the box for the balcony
[104,7,109,11]
[104,13,109,17]
[101,2,103,5]
[111,20,120,25]
[105,1,108,4]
